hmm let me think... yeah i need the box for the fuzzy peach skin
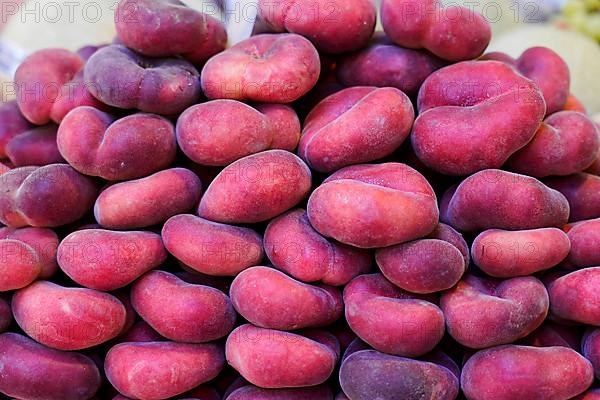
[567,222,597,269]
[230,266,342,330]
[411,61,546,175]
[84,45,201,115]
[57,107,177,180]
[546,173,600,222]
[177,100,300,166]
[162,214,264,276]
[95,168,202,229]
[257,0,375,53]
[0,239,41,291]
[131,270,236,343]
[307,163,438,248]
[57,229,167,291]
[298,87,414,172]
[461,345,593,400]
[226,324,338,388]
[444,169,570,231]
[201,34,320,103]
[0,164,98,228]
[49,68,111,124]
[228,384,333,400]
[340,349,459,400]
[115,0,227,65]
[14,49,83,124]
[5,124,64,167]
[565,218,600,268]
[12,281,126,350]
[0,333,101,400]
[522,321,582,349]
[381,0,491,62]
[441,275,549,349]
[0,100,33,158]
[485,47,570,115]
[105,341,224,400]
[427,222,470,266]
[198,150,312,223]
[583,329,600,378]
[376,239,465,294]
[115,0,206,57]
[508,111,599,177]
[184,14,228,65]
[548,267,600,325]
[471,228,570,278]
[337,33,446,96]
[344,274,444,357]
[264,208,371,286]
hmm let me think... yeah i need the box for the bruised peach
[508,111,599,177]
[257,0,376,53]
[412,61,546,175]
[201,34,320,103]
[57,107,177,180]
[546,173,600,222]
[565,218,600,268]
[226,324,337,388]
[12,281,127,350]
[105,341,224,400]
[381,0,491,61]
[198,150,312,223]
[176,100,300,166]
[5,124,64,167]
[441,274,549,348]
[308,163,438,248]
[57,229,167,291]
[84,45,201,115]
[230,266,342,330]
[462,345,593,400]
[548,267,600,325]
[0,333,101,400]
[340,349,459,400]
[444,169,569,231]
[264,209,371,286]
[344,274,444,357]
[337,34,446,96]
[14,48,83,124]
[471,228,570,277]
[298,87,414,172]
[95,168,202,229]
[0,164,98,228]
[162,214,263,276]
[131,270,236,343]
[376,239,465,294]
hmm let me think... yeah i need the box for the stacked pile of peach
[0,0,599,399]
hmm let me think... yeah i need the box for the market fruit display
[0,0,599,399]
